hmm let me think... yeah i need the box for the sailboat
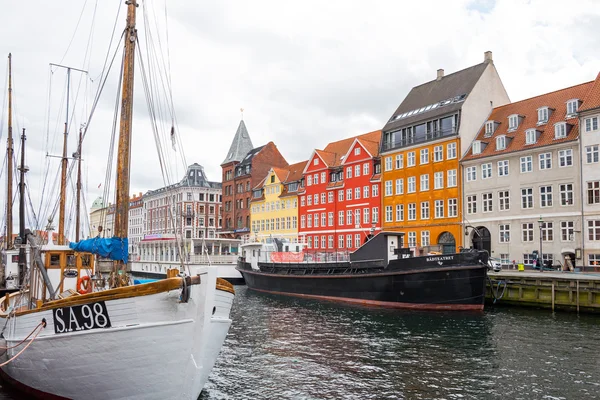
[0,2,234,399]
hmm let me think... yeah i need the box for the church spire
[221,119,254,166]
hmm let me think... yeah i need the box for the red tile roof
[462,80,594,161]
[580,72,600,112]
[318,130,382,167]
[283,160,307,183]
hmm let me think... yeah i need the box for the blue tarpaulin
[68,236,129,263]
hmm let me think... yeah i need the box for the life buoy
[77,276,92,294]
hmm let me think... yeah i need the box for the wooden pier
[486,270,600,313]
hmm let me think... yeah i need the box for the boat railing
[188,254,239,264]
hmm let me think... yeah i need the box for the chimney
[436,69,444,81]
[484,51,493,63]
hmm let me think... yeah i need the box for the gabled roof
[462,80,594,161]
[320,130,382,168]
[221,120,254,166]
[580,72,600,112]
[271,167,289,183]
[283,160,307,183]
[383,62,489,132]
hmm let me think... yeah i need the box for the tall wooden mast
[6,53,13,250]
[75,127,83,242]
[114,0,137,260]
[18,129,27,286]
[57,68,71,245]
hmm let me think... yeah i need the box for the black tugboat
[237,231,488,311]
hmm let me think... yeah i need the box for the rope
[0,319,46,367]
[0,320,45,351]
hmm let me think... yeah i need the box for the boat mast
[18,129,27,286]
[113,0,137,275]
[6,53,13,250]
[75,126,83,242]
[57,67,71,245]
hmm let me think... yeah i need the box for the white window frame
[420,174,429,191]
[466,166,477,182]
[482,163,492,179]
[525,129,537,144]
[496,135,506,150]
[447,143,457,159]
[559,149,573,167]
[498,160,509,176]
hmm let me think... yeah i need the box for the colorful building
[250,160,306,242]
[379,51,509,254]
[298,130,382,253]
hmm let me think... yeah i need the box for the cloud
[0,0,599,238]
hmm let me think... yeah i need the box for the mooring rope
[0,319,46,367]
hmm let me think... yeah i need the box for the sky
[0,0,599,237]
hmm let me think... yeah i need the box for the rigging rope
[0,320,46,367]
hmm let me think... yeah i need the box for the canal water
[1,285,599,399]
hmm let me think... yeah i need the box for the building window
[434,172,443,189]
[385,180,393,196]
[485,121,495,136]
[523,253,535,265]
[434,145,443,162]
[346,189,352,201]
[313,194,318,205]
[540,186,553,207]
[346,234,352,248]
[408,177,416,193]
[338,211,344,226]
[313,159,319,166]
[385,206,393,222]
[328,192,334,203]
[447,143,457,159]
[521,188,533,209]
[407,151,416,167]
[435,200,444,218]
[395,179,404,195]
[338,235,344,249]
[520,156,533,173]
[467,195,477,214]
[363,162,370,175]
[420,149,429,164]
[354,147,361,156]
[588,181,600,204]
[363,208,370,224]
[328,235,334,249]
[554,123,567,139]
[396,204,404,221]
[372,207,379,223]
[307,175,312,186]
[346,167,352,179]
[321,213,327,227]
[321,193,326,204]
[307,236,312,248]
[539,152,552,170]
[408,203,416,220]
[499,224,510,243]
[589,254,600,266]
[561,221,574,241]
[525,129,537,144]
[321,236,326,249]
[328,212,334,227]
[466,166,477,182]
[541,222,554,241]
[537,107,549,124]
[589,220,600,240]
[420,202,430,219]
[447,170,457,187]
[498,190,510,211]
[448,198,458,217]
[522,223,534,242]
[421,231,430,247]
[498,160,509,176]
[372,185,379,197]
[420,174,429,191]
[355,187,361,200]
[496,136,506,150]
[314,174,319,185]
[560,183,574,206]
[338,190,344,202]
[586,145,599,164]
[347,210,353,226]
[408,232,416,247]
[472,140,481,154]
[385,157,393,171]
[585,116,599,132]
[395,154,403,169]
[482,163,492,179]
[558,149,573,167]
[483,193,493,212]
[354,165,361,178]
[508,114,519,131]
[567,99,578,115]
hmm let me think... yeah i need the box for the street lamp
[537,216,543,273]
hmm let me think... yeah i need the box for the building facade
[250,161,305,242]
[578,73,600,267]
[461,80,593,268]
[128,193,143,258]
[221,121,288,238]
[379,51,509,254]
[143,163,222,242]
[298,131,382,253]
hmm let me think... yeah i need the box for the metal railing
[382,128,457,151]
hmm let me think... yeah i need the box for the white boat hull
[0,267,233,399]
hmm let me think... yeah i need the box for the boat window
[67,255,76,267]
[50,254,61,267]
[80,254,91,267]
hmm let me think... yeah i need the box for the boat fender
[180,276,191,303]
[77,276,93,294]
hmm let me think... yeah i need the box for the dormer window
[472,141,482,155]
[525,129,538,144]
[566,99,579,116]
[508,114,519,131]
[554,122,567,139]
[496,135,506,150]
[484,121,495,137]
[537,107,550,124]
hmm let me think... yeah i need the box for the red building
[298,130,382,253]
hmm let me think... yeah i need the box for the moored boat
[237,231,488,310]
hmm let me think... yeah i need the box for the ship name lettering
[426,256,454,262]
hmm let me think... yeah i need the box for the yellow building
[380,52,509,254]
[250,161,306,242]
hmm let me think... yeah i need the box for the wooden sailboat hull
[0,267,233,400]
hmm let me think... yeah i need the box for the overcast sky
[1,0,599,237]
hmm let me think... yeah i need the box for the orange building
[379,52,509,254]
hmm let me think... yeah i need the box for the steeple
[221,119,254,166]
